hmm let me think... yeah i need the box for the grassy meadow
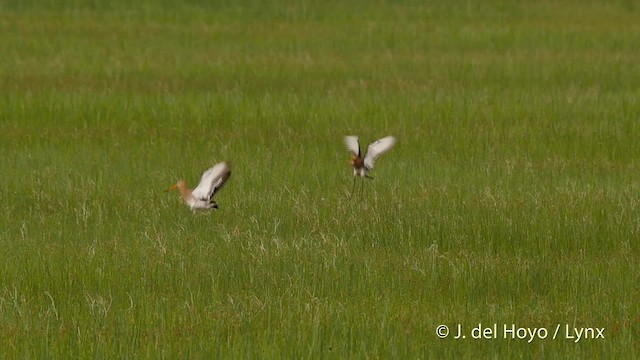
[1,0,639,357]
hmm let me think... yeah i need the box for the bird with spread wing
[344,135,396,192]
[166,161,232,212]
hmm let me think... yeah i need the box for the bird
[166,161,232,212]
[344,135,396,192]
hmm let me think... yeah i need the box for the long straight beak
[165,184,178,192]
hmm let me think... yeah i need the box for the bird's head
[165,180,185,192]
[348,154,357,166]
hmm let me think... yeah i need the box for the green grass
[1,0,639,357]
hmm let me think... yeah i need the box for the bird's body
[344,135,396,191]
[166,161,231,212]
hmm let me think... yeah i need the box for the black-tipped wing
[211,169,231,198]
[364,136,396,170]
[344,135,361,157]
[191,161,232,201]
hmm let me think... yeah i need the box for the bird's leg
[362,175,372,196]
[352,176,356,194]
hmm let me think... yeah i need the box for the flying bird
[166,161,232,212]
[344,135,396,192]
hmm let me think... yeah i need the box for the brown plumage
[166,161,231,212]
[344,135,396,192]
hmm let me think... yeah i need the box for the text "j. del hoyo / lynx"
[453,323,604,343]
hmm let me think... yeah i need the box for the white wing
[364,136,396,170]
[344,136,361,156]
[191,161,232,201]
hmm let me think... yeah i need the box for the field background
[1,0,639,357]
